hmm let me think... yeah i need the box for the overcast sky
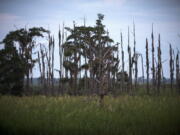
[0,0,180,78]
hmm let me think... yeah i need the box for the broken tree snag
[169,44,174,91]
[157,34,162,95]
[146,38,150,95]
[151,24,156,91]
[127,27,132,93]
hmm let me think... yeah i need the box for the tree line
[0,14,180,97]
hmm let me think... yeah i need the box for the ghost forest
[0,13,180,135]
[0,14,180,100]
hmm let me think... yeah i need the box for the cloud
[103,0,126,4]
[0,13,20,23]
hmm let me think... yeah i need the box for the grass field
[0,95,179,135]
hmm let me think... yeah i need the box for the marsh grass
[0,95,179,135]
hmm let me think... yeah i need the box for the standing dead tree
[47,34,52,88]
[146,38,150,94]
[136,53,144,84]
[127,27,132,93]
[176,50,180,94]
[151,24,156,90]
[38,51,42,85]
[157,34,162,94]
[41,33,55,94]
[58,24,65,92]
[133,23,138,90]
[51,37,55,90]
[120,32,125,92]
[38,44,47,92]
[169,44,174,90]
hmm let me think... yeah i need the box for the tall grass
[0,95,179,135]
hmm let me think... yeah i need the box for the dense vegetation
[0,46,25,95]
[0,95,179,135]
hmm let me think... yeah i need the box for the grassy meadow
[0,95,179,135]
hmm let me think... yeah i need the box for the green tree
[0,46,25,95]
[91,14,118,98]
[2,27,49,91]
[63,23,84,94]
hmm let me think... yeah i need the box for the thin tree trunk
[51,37,55,91]
[169,44,174,91]
[40,44,46,90]
[151,24,156,91]
[157,34,162,95]
[127,27,132,93]
[146,38,150,95]
[133,23,138,90]
[120,32,124,92]
[140,54,144,84]
[176,51,180,94]
[38,52,42,85]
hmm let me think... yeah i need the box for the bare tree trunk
[45,48,50,92]
[30,45,33,87]
[51,37,55,91]
[157,34,162,95]
[84,55,88,91]
[151,24,156,91]
[133,23,138,91]
[146,38,150,94]
[176,51,180,94]
[46,34,52,90]
[58,25,65,93]
[40,44,46,90]
[120,32,125,92]
[38,52,42,85]
[140,54,144,84]
[169,44,174,91]
[127,27,132,93]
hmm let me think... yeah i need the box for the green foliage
[1,27,49,91]
[0,46,25,95]
[2,27,49,76]
[63,14,118,80]
[0,96,179,135]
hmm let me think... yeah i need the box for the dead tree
[127,27,132,93]
[82,19,88,92]
[45,48,50,88]
[176,50,180,93]
[133,23,138,89]
[46,34,51,87]
[51,37,55,89]
[157,34,162,94]
[151,24,156,89]
[38,52,42,85]
[169,44,174,90]
[40,44,46,90]
[30,44,33,86]
[146,38,150,94]
[140,54,144,84]
[120,32,125,92]
[58,25,64,91]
